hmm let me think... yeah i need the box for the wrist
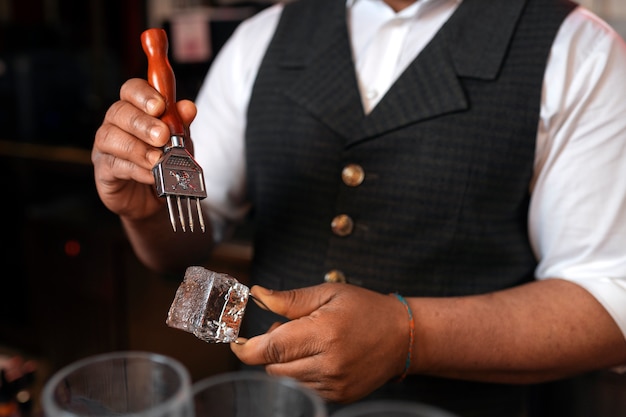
[390,293,415,381]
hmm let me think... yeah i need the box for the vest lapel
[279,0,527,143]
[358,37,467,142]
[279,0,365,140]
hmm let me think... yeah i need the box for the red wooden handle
[141,28,185,136]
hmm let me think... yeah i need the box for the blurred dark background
[0,0,265,415]
[0,1,624,417]
[0,1,141,148]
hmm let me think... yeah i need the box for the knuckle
[282,288,300,305]
[104,100,124,123]
[263,338,286,364]
[94,123,119,156]
[105,99,163,145]
[126,108,149,137]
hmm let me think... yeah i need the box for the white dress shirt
[190,0,626,339]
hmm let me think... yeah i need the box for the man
[92,0,626,415]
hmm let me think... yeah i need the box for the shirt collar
[347,0,462,17]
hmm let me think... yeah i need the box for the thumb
[176,99,197,127]
[249,284,335,320]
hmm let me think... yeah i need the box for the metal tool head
[153,143,207,232]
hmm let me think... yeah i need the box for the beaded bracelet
[392,293,415,381]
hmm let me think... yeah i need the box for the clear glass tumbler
[192,371,327,417]
[41,351,193,417]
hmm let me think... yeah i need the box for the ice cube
[166,266,249,343]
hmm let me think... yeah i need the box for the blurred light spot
[64,240,81,257]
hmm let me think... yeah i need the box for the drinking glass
[331,400,460,417]
[192,371,327,417]
[41,351,193,417]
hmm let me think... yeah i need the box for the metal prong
[187,197,194,232]
[166,196,177,232]
[196,198,206,233]
[176,196,186,232]
[152,146,206,233]
[250,294,272,312]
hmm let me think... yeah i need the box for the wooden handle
[141,28,184,136]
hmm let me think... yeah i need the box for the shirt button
[331,214,354,236]
[366,89,378,100]
[324,269,347,283]
[342,164,365,187]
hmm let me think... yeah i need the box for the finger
[177,99,197,127]
[103,99,171,149]
[249,284,337,320]
[264,360,345,403]
[267,321,282,333]
[231,316,326,366]
[120,78,166,117]
[231,321,284,349]
[94,121,163,174]
[234,329,353,404]
[265,357,330,392]
[176,99,199,154]
[118,80,197,144]
[92,148,156,188]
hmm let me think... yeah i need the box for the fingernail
[149,126,163,142]
[251,286,273,297]
[250,294,270,311]
[148,149,163,165]
[146,98,160,114]
[233,337,248,345]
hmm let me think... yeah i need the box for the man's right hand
[91,78,197,222]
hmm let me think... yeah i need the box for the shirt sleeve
[189,5,283,243]
[530,7,626,339]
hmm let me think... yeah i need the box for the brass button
[331,214,354,236]
[324,270,347,283]
[342,164,365,187]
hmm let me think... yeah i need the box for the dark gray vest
[244,0,576,415]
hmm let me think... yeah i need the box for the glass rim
[192,370,327,417]
[41,350,192,417]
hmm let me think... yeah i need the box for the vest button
[342,164,365,187]
[324,270,347,283]
[331,214,354,236]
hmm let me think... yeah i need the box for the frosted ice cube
[166,266,249,343]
